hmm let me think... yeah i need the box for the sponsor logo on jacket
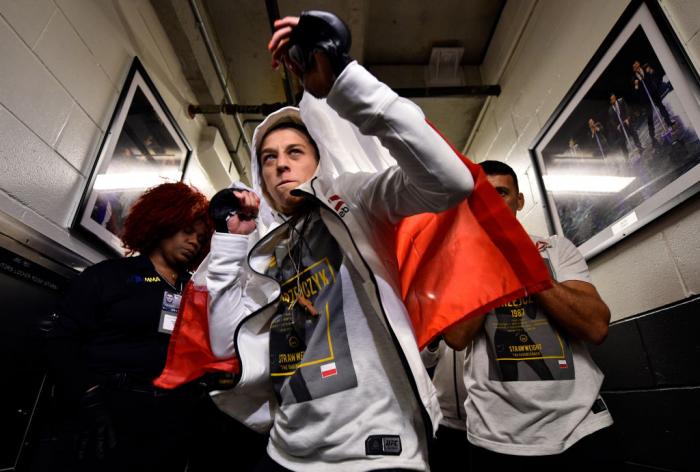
[127,275,161,284]
[328,194,349,217]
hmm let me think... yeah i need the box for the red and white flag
[321,362,338,378]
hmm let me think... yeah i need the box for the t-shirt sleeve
[551,235,592,284]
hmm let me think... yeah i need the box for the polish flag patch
[321,362,337,378]
[558,360,568,368]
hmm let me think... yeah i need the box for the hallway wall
[468,0,700,321]
[0,0,218,263]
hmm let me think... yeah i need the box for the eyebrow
[260,142,308,155]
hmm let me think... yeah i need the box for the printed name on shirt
[278,351,305,369]
[271,258,337,376]
[280,267,333,308]
[502,295,534,308]
[127,275,161,284]
[509,343,543,355]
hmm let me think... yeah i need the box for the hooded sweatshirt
[205,61,473,471]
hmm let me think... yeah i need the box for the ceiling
[153,0,505,179]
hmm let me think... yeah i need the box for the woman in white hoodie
[205,11,473,471]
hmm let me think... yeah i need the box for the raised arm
[270,12,473,220]
[327,63,474,218]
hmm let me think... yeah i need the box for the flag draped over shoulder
[396,123,552,349]
[154,102,552,388]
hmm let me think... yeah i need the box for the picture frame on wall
[74,57,191,255]
[529,0,700,259]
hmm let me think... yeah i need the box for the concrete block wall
[467,0,700,322]
[0,0,218,263]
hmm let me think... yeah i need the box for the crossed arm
[443,279,610,350]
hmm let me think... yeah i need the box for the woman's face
[259,127,319,214]
[156,219,210,269]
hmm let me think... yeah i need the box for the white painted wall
[0,0,219,264]
[468,0,700,321]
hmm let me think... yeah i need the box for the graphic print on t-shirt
[268,216,357,405]
[485,257,575,381]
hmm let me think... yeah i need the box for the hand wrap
[208,189,241,233]
[288,10,352,77]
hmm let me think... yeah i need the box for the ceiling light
[427,47,464,87]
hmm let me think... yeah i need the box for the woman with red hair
[122,182,212,278]
[47,182,214,471]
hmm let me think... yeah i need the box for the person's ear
[517,192,525,212]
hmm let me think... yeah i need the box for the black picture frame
[529,0,700,259]
[73,57,192,255]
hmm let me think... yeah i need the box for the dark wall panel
[635,298,700,387]
[604,388,699,471]
[590,295,700,472]
[589,319,654,390]
[0,245,72,470]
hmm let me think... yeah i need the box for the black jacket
[46,255,187,404]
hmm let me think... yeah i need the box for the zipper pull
[296,293,319,316]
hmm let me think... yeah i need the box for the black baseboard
[588,295,700,471]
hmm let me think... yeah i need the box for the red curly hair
[121,182,213,269]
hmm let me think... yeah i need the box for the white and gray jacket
[203,62,474,439]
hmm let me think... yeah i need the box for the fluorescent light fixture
[550,151,595,159]
[94,170,181,191]
[543,174,635,193]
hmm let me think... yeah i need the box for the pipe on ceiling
[188,0,252,167]
[188,102,288,118]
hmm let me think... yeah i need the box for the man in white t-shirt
[443,160,621,469]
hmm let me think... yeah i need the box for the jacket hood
[248,93,397,232]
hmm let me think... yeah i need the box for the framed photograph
[529,0,700,259]
[74,57,191,254]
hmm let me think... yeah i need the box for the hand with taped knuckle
[268,11,352,98]
[76,385,116,462]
